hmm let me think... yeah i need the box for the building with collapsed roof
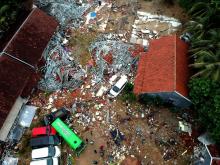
[0,7,58,142]
[134,35,191,108]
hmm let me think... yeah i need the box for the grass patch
[139,94,163,107]
[17,133,31,157]
[121,82,137,102]
[69,30,97,66]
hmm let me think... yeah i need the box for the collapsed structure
[89,34,138,84]
[35,0,91,27]
[38,32,86,92]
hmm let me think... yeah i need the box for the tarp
[2,157,18,165]
[90,12,96,18]
[18,105,38,127]
[198,133,215,145]
[8,125,25,142]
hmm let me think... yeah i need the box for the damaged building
[0,7,58,142]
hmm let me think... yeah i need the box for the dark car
[30,135,60,149]
[44,107,70,125]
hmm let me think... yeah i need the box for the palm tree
[184,20,205,40]
[189,29,220,54]
[190,50,220,81]
[185,1,220,39]
[185,2,220,82]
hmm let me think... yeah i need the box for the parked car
[30,135,60,149]
[30,158,59,165]
[32,126,56,137]
[44,107,70,125]
[108,75,128,98]
[32,146,61,160]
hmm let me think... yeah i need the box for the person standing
[98,0,102,6]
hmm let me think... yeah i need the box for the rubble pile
[89,33,137,84]
[38,32,86,92]
[35,0,91,27]
[130,11,182,45]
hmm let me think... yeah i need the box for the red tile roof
[3,8,58,66]
[0,8,58,129]
[0,57,31,127]
[134,35,189,97]
[212,160,220,165]
[208,144,220,158]
[207,144,220,165]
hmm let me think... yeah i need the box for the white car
[109,75,128,98]
[30,158,59,165]
[32,146,61,160]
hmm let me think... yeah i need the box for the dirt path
[138,0,188,23]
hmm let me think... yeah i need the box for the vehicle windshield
[54,110,63,118]
[48,146,55,156]
[75,142,86,156]
[112,86,120,92]
[47,158,53,165]
[49,136,54,144]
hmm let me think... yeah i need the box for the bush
[0,0,32,33]
[177,0,209,10]
[122,92,136,102]
[124,82,134,93]
[162,0,174,6]
[138,94,163,107]
[189,78,220,142]
[121,82,136,102]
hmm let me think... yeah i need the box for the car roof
[30,158,58,165]
[114,75,127,88]
[32,126,56,136]
[32,146,50,159]
[30,136,59,147]
[32,126,49,135]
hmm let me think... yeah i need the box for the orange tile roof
[134,35,189,97]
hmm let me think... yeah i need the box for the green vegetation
[189,78,220,141]
[182,1,220,81]
[0,0,32,34]
[162,0,174,5]
[18,133,31,156]
[121,82,137,102]
[139,94,163,107]
[69,30,97,66]
[178,0,220,141]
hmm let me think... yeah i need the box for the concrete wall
[0,97,27,142]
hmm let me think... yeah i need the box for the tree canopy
[0,0,33,36]
[189,78,220,141]
[180,0,220,142]
[182,1,220,81]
